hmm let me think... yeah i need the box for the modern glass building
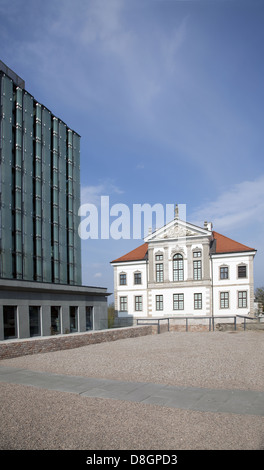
[0,61,108,340]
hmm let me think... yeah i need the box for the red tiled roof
[111,243,148,263]
[111,232,255,263]
[212,231,255,254]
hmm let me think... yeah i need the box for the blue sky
[1,0,263,298]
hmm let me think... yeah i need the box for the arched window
[173,254,184,281]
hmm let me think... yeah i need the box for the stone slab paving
[0,365,263,416]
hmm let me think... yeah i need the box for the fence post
[209,317,211,331]
[158,319,160,334]
[234,316,237,331]
[186,318,188,332]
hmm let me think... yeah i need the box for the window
[156,263,163,282]
[193,260,202,280]
[70,306,78,333]
[220,266,229,279]
[120,297,127,312]
[193,251,201,257]
[194,293,202,309]
[135,296,142,311]
[134,272,142,284]
[220,292,229,309]
[238,265,247,278]
[3,306,17,340]
[29,306,41,337]
[119,273,127,285]
[86,306,93,330]
[173,293,184,310]
[173,254,184,281]
[238,291,247,308]
[155,253,163,261]
[156,295,163,311]
[50,306,61,335]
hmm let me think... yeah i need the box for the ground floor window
[3,306,17,339]
[135,296,142,311]
[29,306,41,337]
[173,293,184,310]
[70,306,78,333]
[50,306,61,335]
[220,292,229,309]
[120,296,127,312]
[238,291,247,308]
[86,306,93,330]
[156,295,163,311]
[194,293,202,310]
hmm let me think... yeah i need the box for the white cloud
[81,179,124,206]
[190,175,264,233]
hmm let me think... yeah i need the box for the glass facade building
[0,60,81,285]
[0,61,108,341]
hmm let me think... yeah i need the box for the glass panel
[15,232,22,252]
[68,248,74,264]
[70,306,78,333]
[3,306,17,339]
[29,306,41,337]
[53,118,58,134]
[35,198,41,216]
[36,104,42,121]
[15,148,22,167]
[51,306,61,335]
[36,122,41,140]
[53,224,59,242]
[86,306,93,330]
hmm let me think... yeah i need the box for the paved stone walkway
[1,366,263,416]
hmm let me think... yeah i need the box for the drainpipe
[211,255,214,330]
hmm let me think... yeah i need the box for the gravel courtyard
[0,330,263,450]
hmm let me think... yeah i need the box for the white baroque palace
[111,212,256,319]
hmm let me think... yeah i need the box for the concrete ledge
[0,325,153,360]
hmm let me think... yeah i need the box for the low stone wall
[0,325,153,360]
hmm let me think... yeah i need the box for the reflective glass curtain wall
[0,71,81,285]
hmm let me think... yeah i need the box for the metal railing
[136,315,262,333]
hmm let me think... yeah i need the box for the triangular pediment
[144,218,211,242]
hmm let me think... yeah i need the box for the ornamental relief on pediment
[157,224,197,240]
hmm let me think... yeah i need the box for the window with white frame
[193,260,202,280]
[156,263,163,282]
[220,266,229,279]
[135,296,142,311]
[238,291,247,308]
[119,273,127,285]
[134,272,142,284]
[173,293,184,310]
[173,254,184,281]
[120,296,127,311]
[156,295,163,311]
[220,292,229,309]
[194,293,202,309]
